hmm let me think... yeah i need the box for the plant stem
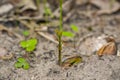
[59,0,63,31]
[36,0,40,11]
[58,0,63,66]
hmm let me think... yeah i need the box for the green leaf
[62,31,75,37]
[27,38,37,46]
[44,6,52,16]
[26,46,35,52]
[20,41,27,48]
[61,56,82,68]
[14,62,23,68]
[22,30,29,36]
[14,57,30,70]
[20,38,37,52]
[23,62,30,70]
[70,24,79,32]
[17,57,26,62]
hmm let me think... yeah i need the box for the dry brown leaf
[0,47,13,60]
[61,56,82,69]
[90,0,120,14]
[97,37,117,56]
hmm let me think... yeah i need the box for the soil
[0,1,120,80]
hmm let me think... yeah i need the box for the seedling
[22,30,30,36]
[56,0,82,67]
[62,24,79,38]
[20,38,37,52]
[44,0,53,18]
[14,57,30,70]
[56,0,63,66]
[62,24,79,48]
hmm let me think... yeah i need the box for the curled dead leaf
[97,37,117,56]
[61,56,82,69]
[0,47,13,60]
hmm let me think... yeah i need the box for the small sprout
[61,56,82,69]
[62,24,79,38]
[22,30,29,36]
[20,38,38,52]
[62,31,75,38]
[14,57,30,70]
[70,24,79,32]
[45,7,52,15]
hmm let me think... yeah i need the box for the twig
[0,16,43,22]
[37,32,58,44]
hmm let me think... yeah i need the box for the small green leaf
[26,46,35,52]
[22,30,29,36]
[17,57,26,62]
[27,38,37,46]
[23,62,30,70]
[44,6,53,17]
[14,57,30,70]
[14,62,22,68]
[62,31,75,37]
[20,41,27,48]
[20,38,37,52]
[70,24,79,32]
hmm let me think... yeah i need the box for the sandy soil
[0,1,120,80]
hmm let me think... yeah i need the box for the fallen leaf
[0,47,13,60]
[97,37,117,56]
[61,56,82,69]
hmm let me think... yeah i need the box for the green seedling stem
[58,0,63,66]
[36,0,40,11]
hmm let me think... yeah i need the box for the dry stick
[19,20,59,44]
[0,16,43,22]
[37,32,58,44]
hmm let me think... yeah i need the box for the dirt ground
[0,0,120,80]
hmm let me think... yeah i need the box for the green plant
[44,0,53,18]
[62,31,75,37]
[62,24,79,38]
[56,0,82,67]
[36,0,40,11]
[14,57,30,70]
[20,38,37,52]
[22,30,30,36]
[63,24,79,48]
[55,0,63,66]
